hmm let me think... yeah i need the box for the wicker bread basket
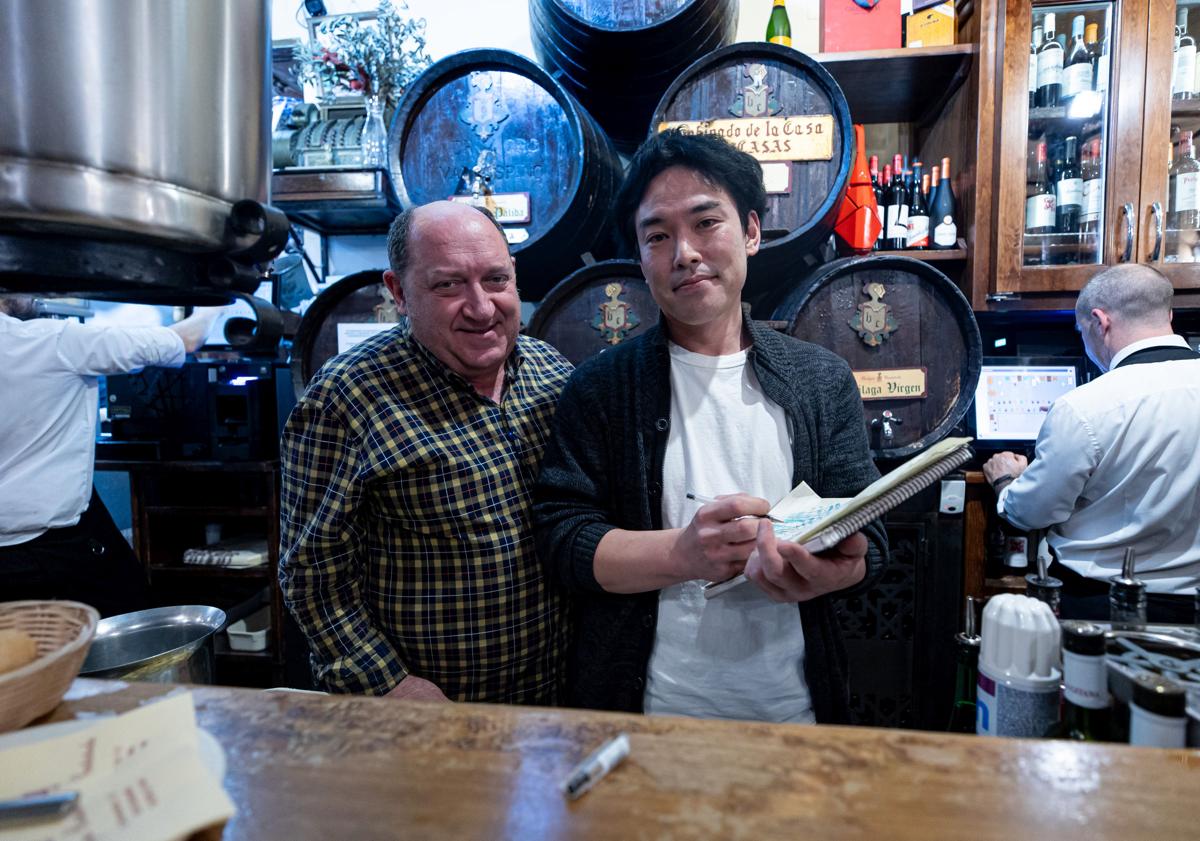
[0,601,99,732]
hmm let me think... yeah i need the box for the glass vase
[361,95,387,169]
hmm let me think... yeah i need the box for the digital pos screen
[972,359,1082,446]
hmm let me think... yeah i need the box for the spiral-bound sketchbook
[703,437,974,599]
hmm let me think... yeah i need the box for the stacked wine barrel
[386,49,622,300]
[767,256,981,460]
[529,0,739,153]
[651,42,854,303]
[525,259,657,364]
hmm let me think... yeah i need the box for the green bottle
[947,595,980,734]
[1044,620,1113,741]
[766,0,791,47]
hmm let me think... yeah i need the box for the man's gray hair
[0,294,36,319]
[385,203,510,281]
[1075,264,1174,325]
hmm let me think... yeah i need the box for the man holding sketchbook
[534,130,888,723]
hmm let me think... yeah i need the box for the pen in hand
[685,492,783,523]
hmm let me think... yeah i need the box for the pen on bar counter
[561,732,630,800]
[685,492,783,523]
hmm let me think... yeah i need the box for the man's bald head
[1075,264,1174,329]
[385,201,510,286]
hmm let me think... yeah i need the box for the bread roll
[0,629,39,674]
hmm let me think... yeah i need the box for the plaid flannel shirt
[280,327,573,703]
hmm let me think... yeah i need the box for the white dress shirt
[998,335,1200,594]
[0,313,185,546]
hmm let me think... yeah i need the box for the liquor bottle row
[1029,11,1109,112]
[1025,133,1102,236]
[1172,6,1200,101]
[948,594,1195,748]
[867,153,958,251]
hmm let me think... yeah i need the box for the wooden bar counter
[45,679,1199,840]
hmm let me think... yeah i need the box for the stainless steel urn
[0,0,287,299]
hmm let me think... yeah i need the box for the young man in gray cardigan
[533,130,888,723]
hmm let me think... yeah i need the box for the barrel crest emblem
[591,282,640,345]
[849,282,898,347]
[461,72,509,142]
[729,63,781,118]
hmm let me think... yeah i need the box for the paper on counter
[0,692,234,841]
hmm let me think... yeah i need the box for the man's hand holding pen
[743,521,868,603]
[669,493,773,584]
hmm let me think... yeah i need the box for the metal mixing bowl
[79,605,226,683]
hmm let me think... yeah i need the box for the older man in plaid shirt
[280,201,573,703]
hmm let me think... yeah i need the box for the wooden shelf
[1171,98,1200,118]
[144,505,271,518]
[214,636,278,665]
[815,43,976,126]
[148,564,272,580]
[984,575,1028,596]
[96,459,278,473]
[869,239,969,261]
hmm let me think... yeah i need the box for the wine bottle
[1169,130,1200,231]
[1129,673,1187,748]
[886,154,909,250]
[921,172,930,202]
[1081,138,1103,234]
[1093,26,1109,93]
[931,156,957,249]
[766,0,791,47]
[1084,23,1100,91]
[946,595,980,734]
[1029,25,1042,109]
[1055,135,1083,235]
[1026,143,1055,237]
[1063,16,1092,103]
[880,163,893,250]
[1044,621,1113,742]
[907,162,929,249]
[870,155,884,250]
[1037,13,1064,107]
[1175,8,1197,100]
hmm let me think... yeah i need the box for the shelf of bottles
[1025,3,1111,268]
[867,152,960,254]
[1169,2,1200,264]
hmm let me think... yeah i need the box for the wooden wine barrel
[769,256,981,460]
[386,49,622,301]
[526,259,658,365]
[290,270,407,398]
[528,0,738,153]
[651,43,853,303]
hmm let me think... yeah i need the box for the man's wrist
[990,474,1015,493]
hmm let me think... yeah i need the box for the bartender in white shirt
[0,295,220,617]
[982,265,1200,623]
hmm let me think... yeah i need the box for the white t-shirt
[0,313,186,545]
[644,343,815,723]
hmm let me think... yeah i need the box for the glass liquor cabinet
[985,0,1200,302]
